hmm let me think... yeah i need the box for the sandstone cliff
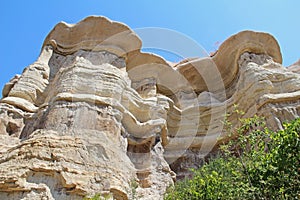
[0,16,299,200]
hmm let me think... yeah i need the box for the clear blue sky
[0,0,299,91]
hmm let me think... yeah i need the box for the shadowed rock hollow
[0,16,299,200]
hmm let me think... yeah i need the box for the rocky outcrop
[288,59,300,74]
[0,16,299,199]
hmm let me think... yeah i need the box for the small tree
[164,116,300,200]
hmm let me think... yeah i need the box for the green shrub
[164,116,300,200]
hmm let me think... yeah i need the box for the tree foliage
[164,116,300,200]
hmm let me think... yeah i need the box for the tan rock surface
[212,30,282,89]
[42,16,142,58]
[0,16,299,199]
[287,59,300,74]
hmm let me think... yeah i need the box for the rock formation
[0,16,299,199]
[288,59,300,74]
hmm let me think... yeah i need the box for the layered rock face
[0,16,299,199]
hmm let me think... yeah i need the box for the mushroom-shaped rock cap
[174,57,223,93]
[126,50,170,71]
[127,51,194,95]
[212,30,282,88]
[164,31,282,94]
[42,16,142,58]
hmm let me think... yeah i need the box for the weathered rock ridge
[0,16,299,199]
[288,59,300,74]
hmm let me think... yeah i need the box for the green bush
[164,116,300,200]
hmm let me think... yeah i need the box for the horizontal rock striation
[0,16,299,199]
